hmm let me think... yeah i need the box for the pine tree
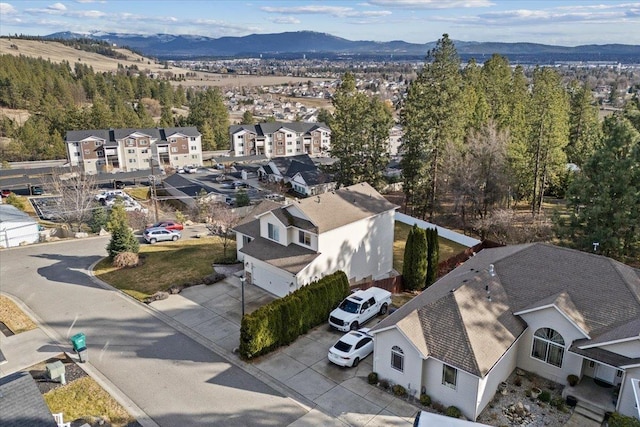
[106,203,139,259]
[557,115,640,263]
[402,224,427,291]
[566,80,601,167]
[401,34,466,219]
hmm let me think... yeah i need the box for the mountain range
[47,31,640,63]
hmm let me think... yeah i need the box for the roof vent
[487,295,492,302]
[488,264,495,276]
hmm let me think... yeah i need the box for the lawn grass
[393,221,469,272]
[44,376,135,427]
[126,186,150,201]
[0,294,37,333]
[94,236,235,299]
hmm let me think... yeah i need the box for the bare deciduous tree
[199,200,240,258]
[45,171,98,231]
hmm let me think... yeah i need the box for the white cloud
[261,5,391,18]
[367,0,494,8]
[270,16,301,24]
[74,10,105,18]
[48,2,67,11]
[0,2,17,14]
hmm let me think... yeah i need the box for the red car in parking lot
[147,220,184,231]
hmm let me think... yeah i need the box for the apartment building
[229,122,330,158]
[65,127,202,174]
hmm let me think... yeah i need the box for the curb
[0,291,160,427]
[87,259,316,414]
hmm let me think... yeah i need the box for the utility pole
[149,158,159,223]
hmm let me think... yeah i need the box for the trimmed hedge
[239,271,349,359]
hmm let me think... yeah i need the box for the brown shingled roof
[372,243,640,378]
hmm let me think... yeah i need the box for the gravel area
[27,353,88,394]
[476,369,573,427]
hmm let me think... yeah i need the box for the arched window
[531,328,565,368]
[391,345,404,372]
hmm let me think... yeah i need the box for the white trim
[579,336,639,349]
[620,362,640,369]
[514,304,590,339]
[529,327,566,369]
[631,378,640,419]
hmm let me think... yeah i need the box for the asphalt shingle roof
[229,122,329,138]
[0,372,56,427]
[371,243,640,377]
[239,236,320,274]
[65,127,200,145]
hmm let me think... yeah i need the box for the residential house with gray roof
[229,122,330,158]
[370,243,640,421]
[258,154,336,196]
[233,182,397,297]
[0,371,57,426]
[65,127,202,174]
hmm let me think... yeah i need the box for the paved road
[0,237,307,427]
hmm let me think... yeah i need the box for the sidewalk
[149,275,417,426]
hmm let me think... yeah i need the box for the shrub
[89,206,108,233]
[445,406,462,418]
[432,402,446,413]
[367,372,378,385]
[5,193,25,210]
[392,384,407,397]
[538,390,551,403]
[513,376,522,387]
[419,393,431,406]
[379,379,390,390]
[112,251,139,268]
[567,374,579,386]
[608,413,640,427]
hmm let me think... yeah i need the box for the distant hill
[47,30,640,63]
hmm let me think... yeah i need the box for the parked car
[30,185,44,195]
[147,220,183,231]
[328,328,373,367]
[329,287,391,332]
[143,227,181,244]
[1,189,11,198]
[95,190,125,202]
[113,180,125,189]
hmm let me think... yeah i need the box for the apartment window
[129,159,136,163]
[171,147,178,153]
[95,141,103,146]
[141,149,148,154]
[96,150,104,157]
[391,346,404,372]
[73,142,79,147]
[127,149,135,154]
[191,154,198,159]
[532,328,564,368]
[287,141,293,145]
[268,223,279,241]
[84,149,90,154]
[143,158,150,163]
[287,149,293,153]
[190,145,197,151]
[442,364,457,389]
[83,141,89,145]
[190,137,196,141]
[75,152,80,157]
[298,231,311,246]
[287,133,293,137]
[139,139,148,145]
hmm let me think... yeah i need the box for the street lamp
[240,276,246,318]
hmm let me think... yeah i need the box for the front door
[595,363,617,384]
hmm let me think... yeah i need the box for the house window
[267,223,279,241]
[298,231,311,246]
[243,236,253,245]
[391,346,404,372]
[532,328,565,368]
[442,364,457,389]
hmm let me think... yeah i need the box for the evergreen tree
[186,87,229,150]
[236,188,250,207]
[317,108,332,127]
[557,115,640,263]
[566,80,601,167]
[241,110,255,125]
[401,34,466,219]
[106,203,139,259]
[402,224,427,291]
[528,67,570,215]
[89,206,109,233]
[425,228,440,287]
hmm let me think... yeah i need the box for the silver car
[143,227,181,244]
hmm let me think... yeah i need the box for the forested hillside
[0,54,228,161]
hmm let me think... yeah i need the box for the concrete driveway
[151,278,416,426]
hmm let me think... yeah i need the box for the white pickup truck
[329,287,392,332]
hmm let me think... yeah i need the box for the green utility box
[71,333,86,351]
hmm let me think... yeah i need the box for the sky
[1,1,639,46]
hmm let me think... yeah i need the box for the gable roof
[65,127,200,146]
[0,371,56,427]
[289,182,398,233]
[268,155,316,177]
[240,236,320,274]
[372,243,640,377]
[229,121,329,137]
